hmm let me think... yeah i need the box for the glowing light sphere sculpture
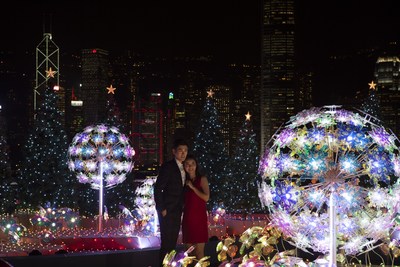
[258,105,400,265]
[68,124,135,231]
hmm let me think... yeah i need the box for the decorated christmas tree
[102,84,134,215]
[193,89,229,209]
[17,88,78,210]
[0,109,13,214]
[226,112,261,214]
[104,84,125,131]
[360,80,381,121]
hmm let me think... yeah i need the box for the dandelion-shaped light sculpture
[258,105,400,266]
[68,124,135,232]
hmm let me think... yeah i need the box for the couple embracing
[154,139,210,266]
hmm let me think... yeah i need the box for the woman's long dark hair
[184,154,203,178]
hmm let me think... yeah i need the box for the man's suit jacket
[154,159,185,214]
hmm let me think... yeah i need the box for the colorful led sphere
[68,124,135,189]
[258,105,400,255]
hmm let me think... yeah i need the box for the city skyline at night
[1,1,399,166]
[1,1,399,104]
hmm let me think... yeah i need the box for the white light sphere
[68,124,135,189]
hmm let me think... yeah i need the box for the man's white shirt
[176,159,186,186]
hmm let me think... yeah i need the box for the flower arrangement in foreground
[163,224,400,266]
[217,226,282,267]
[165,225,313,267]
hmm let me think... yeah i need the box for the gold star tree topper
[245,111,252,121]
[207,89,214,98]
[106,85,116,94]
[45,67,57,78]
[368,81,377,90]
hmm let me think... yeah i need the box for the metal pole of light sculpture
[329,188,336,267]
[68,124,135,232]
[98,161,103,232]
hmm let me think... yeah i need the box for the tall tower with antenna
[34,17,60,118]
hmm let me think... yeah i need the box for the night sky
[297,1,400,106]
[297,1,399,60]
[2,1,400,104]
[1,1,262,63]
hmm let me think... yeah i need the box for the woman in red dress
[182,154,210,260]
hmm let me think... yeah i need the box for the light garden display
[258,105,400,266]
[68,124,135,231]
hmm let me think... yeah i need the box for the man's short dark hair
[172,138,188,149]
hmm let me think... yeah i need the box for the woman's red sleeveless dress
[182,176,209,243]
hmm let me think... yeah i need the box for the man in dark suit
[154,139,189,266]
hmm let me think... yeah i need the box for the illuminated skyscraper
[66,87,84,139]
[175,70,206,147]
[261,0,295,153]
[374,55,400,135]
[81,48,109,125]
[34,33,60,118]
[131,93,163,166]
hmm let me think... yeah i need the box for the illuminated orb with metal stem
[67,124,135,232]
[258,105,400,266]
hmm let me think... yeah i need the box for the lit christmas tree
[226,112,261,214]
[360,80,381,121]
[17,88,79,210]
[193,89,229,209]
[104,84,125,131]
[0,108,13,214]
[101,84,134,215]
